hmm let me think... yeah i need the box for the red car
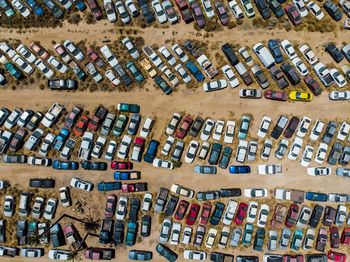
[304,75,322,96]
[9,127,27,152]
[186,203,200,226]
[282,255,303,262]
[175,0,193,23]
[234,202,248,225]
[341,227,350,245]
[64,106,82,129]
[174,200,189,220]
[285,204,299,228]
[285,3,301,25]
[264,90,288,101]
[30,42,49,60]
[85,0,103,20]
[330,226,340,248]
[328,251,346,262]
[121,182,147,193]
[111,161,133,170]
[105,194,117,218]
[175,115,193,139]
[87,48,105,68]
[88,106,108,131]
[199,202,212,225]
[73,115,89,137]
[63,224,86,250]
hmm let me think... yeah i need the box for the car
[330,226,340,248]
[279,227,291,250]
[112,114,128,137]
[238,115,251,139]
[303,75,322,96]
[337,121,350,141]
[328,142,343,165]
[322,121,338,144]
[70,177,93,191]
[289,91,313,102]
[222,65,239,88]
[125,0,138,17]
[239,89,262,99]
[215,1,229,25]
[300,145,314,167]
[117,135,132,159]
[293,0,307,16]
[159,217,172,243]
[307,1,324,20]
[191,2,205,28]
[251,65,269,89]
[307,167,331,176]
[208,143,222,165]
[205,228,218,248]
[13,54,34,75]
[228,0,243,19]
[186,60,205,82]
[269,66,289,89]
[162,0,178,24]
[241,0,255,17]
[313,62,334,87]
[53,127,70,151]
[244,188,268,198]
[335,204,347,226]
[20,248,44,258]
[328,251,346,262]
[325,43,344,63]
[176,115,193,139]
[197,190,220,201]
[342,44,350,62]
[255,0,270,19]
[156,243,177,262]
[306,191,328,202]
[316,227,328,252]
[330,68,347,88]
[269,0,284,18]
[140,215,151,237]
[153,158,173,170]
[296,206,311,228]
[115,1,131,24]
[151,0,167,23]
[285,3,301,25]
[247,201,258,223]
[247,140,258,161]
[170,184,195,198]
[203,79,227,92]
[144,139,159,163]
[253,228,265,251]
[323,0,342,21]
[290,229,303,251]
[128,250,152,261]
[298,43,317,65]
[242,223,254,245]
[24,128,44,151]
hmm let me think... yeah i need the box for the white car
[105,140,117,161]
[240,0,255,17]
[125,0,138,17]
[63,40,84,61]
[281,40,297,60]
[307,1,324,20]
[335,205,347,226]
[244,188,268,198]
[59,187,71,207]
[183,250,206,261]
[24,128,44,151]
[296,206,311,228]
[298,43,317,65]
[3,195,14,217]
[275,138,289,159]
[314,142,328,164]
[104,0,117,22]
[161,66,179,87]
[31,196,44,219]
[142,193,153,211]
[115,1,131,24]
[330,68,347,88]
[300,145,314,167]
[34,59,55,79]
[257,204,269,228]
[247,140,258,161]
[47,56,68,74]
[16,44,36,64]
[224,120,235,144]
[303,228,315,250]
[198,141,210,160]
[222,65,239,88]
[91,136,107,158]
[151,0,168,23]
[205,228,217,248]
[203,79,227,92]
[337,121,350,141]
[238,47,254,67]
[201,119,215,141]
[43,198,57,220]
[292,57,308,76]
[236,140,248,163]
[247,201,258,223]
[313,62,333,87]
[12,0,30,17]
[117,135,132,159]
[169,222,181,245]
[0,42,15,59]
[159,217,171,243]
[121,37,140,60]
[48,250,72,260]
[201,0,215,18]
[27,157,51,166]
[329,91,350,101]
[257,116,271,138]
[175,64,192,83]
[229,0,244,19]
[159,46,176,66]
[287,136,303,161]
[162,0,178,24]
[292,0,308,17]
[39,133,55,156]
[162,135,175,156]
[222,200,238,225]
[116,196,128,220]
[85,62,103,83]
[258,164,282,175]
[105,70,120,86]
[13,54,34,75]
[218,226,230,248]
[171,44,188,63]
[139,117,154,138]
[212,120,224,141]
[185,140,199,163]
[297,116,311,138]
[261,139,272,160]
[182,227,193,245]
[70,178,93,191]
[307,167,331,176]
[153,158,174,169]
[166,113,181,135]
[309,120,324,141]
[100,45,119,67]
[170,184,195,198]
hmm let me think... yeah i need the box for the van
[18,192,31,217]
[253,43,276,69]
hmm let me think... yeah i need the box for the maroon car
[174,200,189,221]
[330,226,340,248]
[341,227,350,245]
[87,48,105,68]
[316,227,328,252]
[85,0,103,20]
[304,75,322,96]
[284,116,300,138]
[264,90,288,101]
[9,127,27,152]
[186,203,200,226]
[176,115,193,139]
[175,0,193,23]
[105,194,117,218]
[64,106,82,129]
[191,2,205,29]
[111,161,133,170]
[234,202,248,225]
[285,3,301,25]
[285,204,299,228]
[323,206,336,227]
[199,202,212,225]
[269,65,289,89]
[215,1,229,26]
[328,251,346,262]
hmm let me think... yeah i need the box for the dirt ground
[0,18,350,262]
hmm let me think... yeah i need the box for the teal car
[118,103,140,113]
[238,115,251,139]
[156,243,178,262]
[125,221,138,246]
[253,228,265,251]
[128,250,152,261]
[0,0,15,17]
[219,146,232,169]
[126,61,145,83]
[290,229,303,251]
[242,223,253,245]
[5,63,23,80]
[112,114,128,137]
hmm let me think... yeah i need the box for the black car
[271,115,289,139]
[236,256,259,262]
[50,223,66,248]
[99,218,113,244]
[222,43,239,66]
[129,198,140,222]
[254,0,271,19]
[29,178,55,188]
[309,204,323,228]
[325,43,344,63]
[0,108,11,126]
[0,220,6,242]
[138,0,155,24]
[280,63,300,85]
[210,252,234,262]
[154,75,172,95]
[283,116,300,138]
[304,75,322,96]
[114,221,124,245]
[164,195,179,216]
[44,0,64,18]
[17,220,27,246]
[141,215,151,237]
[189,116,204,137]
[328,142,343,165]
[323,0,342,21]
[81,161,107,171]
[220,188,241,197]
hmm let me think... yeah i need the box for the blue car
[229,165,251,174]
[25,0,44,16]
[70,0,86,10]
[268,40,283,63]
[305,191,328,202]
[52,160,79,170]
[114,171,141,180]
[53,127,70,151]
[97,181,122,191]
[186,60,205,82]
[144,139,159,163]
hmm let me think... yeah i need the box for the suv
[155,188,169,213]
[281,63,300,85]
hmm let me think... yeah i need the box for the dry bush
[67,13,82,25]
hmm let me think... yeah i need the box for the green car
[5,62,23,80]
[0,0,15,17]
[242,223,253,245]
[126,61,145,83]
[253,228,265,251]
[238,115,251,139]
[113,114,128,137]
[290,229,303,251]
[219,146,232,169]
[156,243,178,262]
[128,250,152,261]
[125,221,138,246]
[118,103,140,113]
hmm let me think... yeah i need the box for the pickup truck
[97,181,121,191]
[0,131,13,153]
[41,103,65,128]
[84,248,114,260]
[99,219,113,244]
[114,171,141,180]
[0,246,18,257]
[197,54,218,79]
[139,57,157,78]
[131,137,145,162]
[258,164,282,175]
[274,189,305,203]
[79,132,93,160]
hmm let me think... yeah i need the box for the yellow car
[289,91,313,102]
[139,57,157,78]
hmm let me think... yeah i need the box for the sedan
[244,188,268,198]
[307,167,331,176]
[203,79,227,92]
[63,40,84,61]
[222,65,239,88]
[70,178,93,191]
[239,89,262,99]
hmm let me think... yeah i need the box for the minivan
[253,43,276,69]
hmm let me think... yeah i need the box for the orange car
[73,115,89,137]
